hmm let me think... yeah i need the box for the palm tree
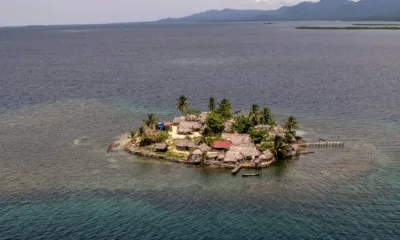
[138,125,146,137]
[176,95,189,115]
[217,98,232,119]
[208,97,216,112]
[260,107,272,125]
[248,104,261,126]
[144,113,158,130]
[284,116,299,134]
[272,136,289,160]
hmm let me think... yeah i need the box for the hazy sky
[0,0,315,26]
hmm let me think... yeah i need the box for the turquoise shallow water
[1,22,400,239]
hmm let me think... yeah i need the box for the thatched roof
[173,116,185,124]
[269,126,285,138]
[176,139,196,148]
[230,146,260,158]
[154,143,168,150]
[224,151,243,163]
[178,121,202,134]
[224,119,234,132]
[260,150,274,160]
[191,149,203,155]
[206,152,219,159]
[221,133,252,146]
[198,143,212,152]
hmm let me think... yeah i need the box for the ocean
[1,22,400,239]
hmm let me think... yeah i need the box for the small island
[296,26,400,30]
[109,96,342,173]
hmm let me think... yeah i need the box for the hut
[211,140,232,150]
[176,139,196,151]
[178,121,202,135]
[198,112,209,124]
[260,150,274,161]
[224,151,243,163]
[221,133,252,146]
[173,116,185,126]
[206,152,219,160]
[154,143,168,152]
[198,143,212,153]
[229,146,261,160]
[188,149,203,163]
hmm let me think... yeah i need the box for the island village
[109,96,343,175]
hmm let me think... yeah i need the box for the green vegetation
[208,97,216,111]
[231,115,252,134]
[139,131,169,147]
[296,26,400,30]
[260,107,272,125]
[157,150,187,159]
[271,136,289,160]
[216,98,232,119]
[143,113,157,130]
[176,95,189,114]
[249,129,269,144]
[205,112,225,135]
[248,104,261,126]
[284,116,299,134]
[184,108,201,115]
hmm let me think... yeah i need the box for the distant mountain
[158,0,400,22]
[160,9,267,22]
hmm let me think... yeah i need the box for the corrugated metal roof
[211,140,232,149]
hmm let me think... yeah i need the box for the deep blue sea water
[1,22,400,239]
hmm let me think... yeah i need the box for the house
[224,151,243,163]
[176,139,196,151]
[173,116,185,126]
[206,152,219,160]
[211,140,232,150]
[188,149,203,163]
[178,121,202,135]
[154,143,168,152]
[229,145,261,160]
[198,143,212,153]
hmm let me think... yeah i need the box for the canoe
[242,173,260,177]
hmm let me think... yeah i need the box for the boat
[242,173,260,177]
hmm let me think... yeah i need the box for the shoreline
[296,26,400,30]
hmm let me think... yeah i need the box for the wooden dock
[304,142,344,147]
[231,166,242,175]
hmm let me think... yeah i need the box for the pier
[304,142,344,147]
[231,165,242,175]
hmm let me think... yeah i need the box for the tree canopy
[248,104,261,126]
[144,113,158,129]
[284,116,299,133]
[205,112,225,135]
[231,115,252,134]
[208,97,216,112]
[217,98,232,119]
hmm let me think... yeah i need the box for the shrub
[205,112,225,135]
[231,116,252,134]
[250,129,269,144]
